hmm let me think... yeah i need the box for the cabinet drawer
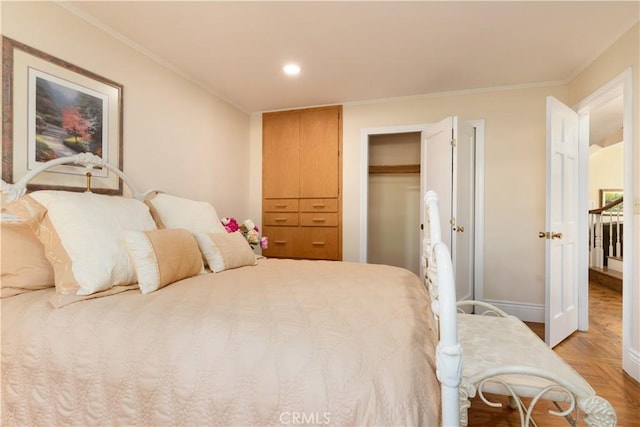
[298,227,338,260]
[262,227,298,258]
[264,199,299,212]
[264,212,299,226]
[299,198,338,212]
[299,213,338,227]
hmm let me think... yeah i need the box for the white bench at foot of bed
[423,190,616,426]
[456,302,617,427]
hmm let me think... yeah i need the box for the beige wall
[568,23,640,377]
[369,132,421,164]
[1,2,251,219]
[589,143,624,208]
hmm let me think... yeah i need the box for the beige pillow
[145,193,227,234]
[125,228,205,294]
[1,221,55,298]
[195,231,257,273]
[5,191,157,307]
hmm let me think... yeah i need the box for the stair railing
[589,197,623,269]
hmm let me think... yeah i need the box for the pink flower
[221,217,239,233]
[221,217,268,250]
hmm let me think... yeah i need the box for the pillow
[125,228,204,294]
[5,191,157,307]
[1,220,55,298]
[195,231,257,273]
[145,193,227,234]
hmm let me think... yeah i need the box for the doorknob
[539,231,563,239]
[454,226,464,233]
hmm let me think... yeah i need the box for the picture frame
[599,188,623,214]
[2,36,123,194]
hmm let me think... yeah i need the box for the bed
[1,154,462,426]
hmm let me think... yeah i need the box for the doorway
[360,121,485,302]
[574,68,635,380]
[367,132,422,275]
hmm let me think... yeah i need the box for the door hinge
[451,138,457,147]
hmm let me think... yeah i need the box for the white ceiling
[61,1,640,144]
[63,1,638,118]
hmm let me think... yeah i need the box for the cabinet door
[262,226,298,258]
[298,227,339,260]
[263,112,300,198]
[299,107,340,198]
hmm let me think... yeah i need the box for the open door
[422,117,474,302]
[544,96,580,347]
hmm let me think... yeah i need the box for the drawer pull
[274,217,288,222]
[312,203,326,208]
[311,241,326,246]
[312,218,326,223]
[275,204,287,209]
[274,240,287,245]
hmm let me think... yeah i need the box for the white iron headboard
[1,153,143,202]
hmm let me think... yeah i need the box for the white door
[455,122,475,302]
[545,96,580,347]
[422,117,474,302]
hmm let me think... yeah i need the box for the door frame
[359,121,485,301]
[573,68,635,379]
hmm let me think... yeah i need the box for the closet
[262,105,342,260]
[367,132,421,275]
[363,116,477,303]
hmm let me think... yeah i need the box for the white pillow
[145,193,227,234]
[10,191,157,302]
[195,231,257,273]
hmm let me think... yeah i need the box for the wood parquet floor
[467,282,640,426]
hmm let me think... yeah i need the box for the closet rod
[368,164,420,175]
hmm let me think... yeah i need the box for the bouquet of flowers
[221,217,268,249]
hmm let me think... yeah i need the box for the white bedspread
[1,258,439,426]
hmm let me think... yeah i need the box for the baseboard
[482,300,545,322]
[623,347,640,382]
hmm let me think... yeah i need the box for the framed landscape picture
[600,188,623,214]
[2,37,123,194]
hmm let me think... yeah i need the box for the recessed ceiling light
[283,63,301,76]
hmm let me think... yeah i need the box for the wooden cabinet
[299,108,340,198]
[262,106,342,260]
[263,113,300,198]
